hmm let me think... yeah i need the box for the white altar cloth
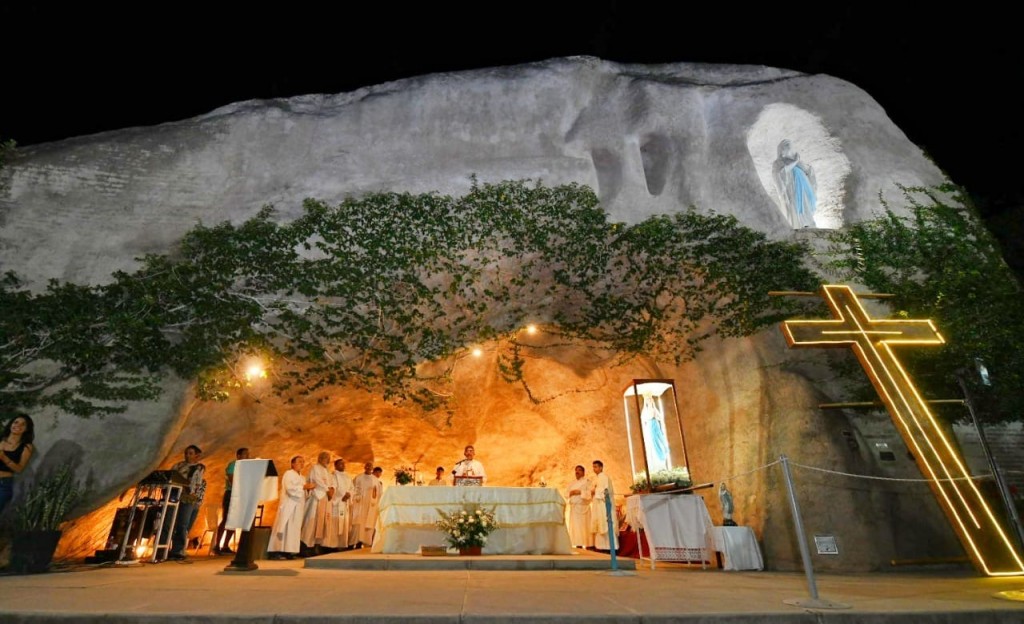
[371,486,573,555]
[225,459,279,530]
[711,526,764,571]
[625,493,714,569]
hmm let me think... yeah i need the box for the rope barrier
[788,460,989,483]
[715,459,781,484]
[707,459,996,486]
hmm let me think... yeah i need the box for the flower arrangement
[394,467,414,485]
[435,504,498,549]
[629,466,692,493]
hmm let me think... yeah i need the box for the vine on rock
[2,179,820,415]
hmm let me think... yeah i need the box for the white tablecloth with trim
[625,493,714,568]
[371,486,572,555]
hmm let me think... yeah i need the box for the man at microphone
[452,445,486,485]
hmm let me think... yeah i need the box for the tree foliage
[0,179,820,415]
[826,184,1024,423]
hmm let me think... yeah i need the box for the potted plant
[394,467,414,486]
[435,504,498,556]
[10,463,82,573]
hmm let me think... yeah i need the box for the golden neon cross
[781,284,1024,576]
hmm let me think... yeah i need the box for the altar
[371,486,573,555]
[625,493,714,569]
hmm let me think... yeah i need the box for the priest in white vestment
[452,445,486,484]
[300,451,335,554]
[591,459,618,551]
[268,456,315,558]
[323,458,353,550]
[566,464,594,548]
[350,461,382,547]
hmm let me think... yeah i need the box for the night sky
[2,6,1021,266]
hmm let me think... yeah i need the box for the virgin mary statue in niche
[773,139,817,228]
[641,393,671,473]
[622,379,691,489]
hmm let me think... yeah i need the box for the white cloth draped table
[711,526,764,571]
[625,493,714,568]
[225,459,279,530]
[371,486,573,555]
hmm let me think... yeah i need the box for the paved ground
[2,550,1024,623]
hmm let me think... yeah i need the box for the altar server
[268,456,315,559]
[566,464,594,549]
[591,459,618,551]
[429,466,448,486]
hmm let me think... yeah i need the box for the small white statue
[719,482,736,526]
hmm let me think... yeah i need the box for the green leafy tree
[826,184,1024,423]
[0,272,165,416]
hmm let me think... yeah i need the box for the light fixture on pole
[956,360,1024,552]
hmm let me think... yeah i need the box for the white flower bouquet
[435,504,498,548]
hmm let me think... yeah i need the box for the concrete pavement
[2,550,1024,623]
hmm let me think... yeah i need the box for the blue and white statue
[641,394,671,473]
[773,139,817,228]
[719,482,737,526]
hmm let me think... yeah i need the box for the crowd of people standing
[267,454,384,560]
[159,442,620,561]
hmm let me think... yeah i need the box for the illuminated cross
[781,284,1024,576]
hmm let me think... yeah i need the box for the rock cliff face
[0,56,961,570]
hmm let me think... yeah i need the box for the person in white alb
[350,461,382,547]
[323,458,353,551]
[300,451,335,556]
[566,464,594,549]
[452,445,486,484]
[591,459,617,552]
[268,456,316,559]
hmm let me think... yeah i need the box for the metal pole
[605,490,619,572]
[956,374,1024,551]
[779,454,819,601]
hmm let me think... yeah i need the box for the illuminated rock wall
[0,56,959,570]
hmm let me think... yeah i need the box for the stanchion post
[779,454,850,610]
[605,490,619,572]
[780,455,819,600]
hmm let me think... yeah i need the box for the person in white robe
[268,456,315,559]
[591,459,618,551]
[350,461,382,547]
[300,451,335,555]
[452,445,486,484]
[428,466,448,486]
[323,458,353,550]
[566,464,593,549]
[369,467,385,542]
